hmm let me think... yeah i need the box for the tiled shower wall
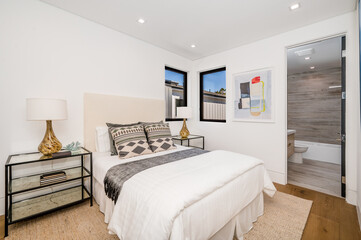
[287,67,342,145]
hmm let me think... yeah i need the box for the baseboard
[346,189,357,205]
[267,170,286,185]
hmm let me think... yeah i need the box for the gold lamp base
[38,120,62,156]
[180,118,190,139]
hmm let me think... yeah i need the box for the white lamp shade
[27,98,68,121]
[177,107,192,119]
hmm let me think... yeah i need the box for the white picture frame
[232,67,275,122]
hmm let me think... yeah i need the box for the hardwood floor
[275,183,361,240]
[0,185,360,240]
[288,159,341,197]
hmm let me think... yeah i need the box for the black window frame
[165,66,188,122]
[200,67,226,123]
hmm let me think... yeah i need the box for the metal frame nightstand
[172,135,205,150]
[4,147,93,237]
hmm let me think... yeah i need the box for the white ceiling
[287,37,342,75]
[41,0,356,60]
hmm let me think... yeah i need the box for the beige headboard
[84,93,165,151]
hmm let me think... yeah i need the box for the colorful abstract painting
[233,69,273,122]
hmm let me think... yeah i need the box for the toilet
[288,145,308,164]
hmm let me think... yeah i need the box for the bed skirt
[93,178,264,240]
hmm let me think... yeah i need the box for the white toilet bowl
[295,145,308,153]
[288,145,308,164]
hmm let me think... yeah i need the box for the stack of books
[40,171,67,186]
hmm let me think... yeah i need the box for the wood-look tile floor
[288,159,341,197]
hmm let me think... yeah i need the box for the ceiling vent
[294,48,315,56]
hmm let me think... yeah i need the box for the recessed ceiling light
[305,57,311,60]
[289,3,300,11]
[310,66,315,70]
[137,18,145,24]
[191,44,196,48]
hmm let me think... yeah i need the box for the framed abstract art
[233,68,274,122]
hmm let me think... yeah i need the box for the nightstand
[172,135,205,150]
[4,148,93,237]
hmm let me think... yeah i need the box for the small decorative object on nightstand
[4,148,93,237]
[177,107,192,139]
[64,141,82,152]
[27,98,68,156]
[172,135,204,150]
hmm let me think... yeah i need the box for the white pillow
[95,126,110,153]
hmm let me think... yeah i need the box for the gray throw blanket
[104,148,208,203]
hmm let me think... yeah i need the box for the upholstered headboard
[84,93,165,152]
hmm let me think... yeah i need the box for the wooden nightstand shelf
[172,135,205,150]
[4,148,93,237]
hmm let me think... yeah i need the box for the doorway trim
[284,33,347,198]
[341,36,346,197]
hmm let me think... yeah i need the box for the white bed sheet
[170,163,268,240]
[94,178,264,240]
[93,145,194,223]
[93,147,276,240]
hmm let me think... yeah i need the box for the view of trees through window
[165,66,187,120]
[200,67,226,122]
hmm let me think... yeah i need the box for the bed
[84,93,276,240]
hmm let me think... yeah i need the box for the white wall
[190,12,360,205]
[0,0,192,215]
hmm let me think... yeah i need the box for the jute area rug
[244,192,312,240]
[7,192,312,240]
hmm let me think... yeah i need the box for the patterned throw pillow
[109,124,152,159]
[144,123,176,153]
[106,122,140,156]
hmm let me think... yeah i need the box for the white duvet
[107,150,276,240]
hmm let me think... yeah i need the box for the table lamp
[27,98,68,155]
[177,107,192,139]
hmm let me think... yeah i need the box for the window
[200,67,226,122]
[165,66,187,121]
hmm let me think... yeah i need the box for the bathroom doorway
[286,36,346,197]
